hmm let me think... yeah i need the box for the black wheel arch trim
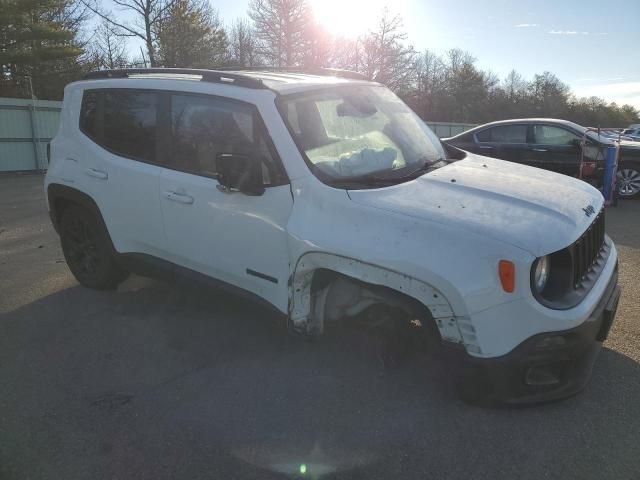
[47,183,117,254]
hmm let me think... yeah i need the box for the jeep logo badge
[583,205,596,217]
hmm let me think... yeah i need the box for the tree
[248,0,309,67]
[303,19,331,69]
[156,0,228,68]
[503,69,528,102]
[82,0,176,67]
[433,49,495,122]
[407,50,446,119]
[329,36,362,71]
[88,19,131,70]
[0,0,85,99]
[528,71,570,117]
[228,18,260,67]
[357,10,416,93]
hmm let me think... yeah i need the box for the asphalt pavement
[1,173,639,480]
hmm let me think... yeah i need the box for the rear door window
[103,90,158,163]
[79,90,101,140]
[79,89,159,164]
[476,125,527,143]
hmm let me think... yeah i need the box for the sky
[105,0,640,109]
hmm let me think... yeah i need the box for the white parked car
[45,68,620,404]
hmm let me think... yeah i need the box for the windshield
[278,85,447,186]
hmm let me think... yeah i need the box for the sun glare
[308,0,390,38]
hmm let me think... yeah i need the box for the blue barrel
[602,146,617,203]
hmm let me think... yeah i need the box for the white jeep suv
[45,68,620,404]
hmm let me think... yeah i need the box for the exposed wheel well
[310,268,430,316]
[289,252,461,344]
[306,268,442,347]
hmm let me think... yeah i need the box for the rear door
[528,124,582,176]
[76,88,167,257]
[474,124,529,164]
[158,92,293,311]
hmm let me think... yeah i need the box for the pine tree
[0,0,84,99]
[156,0,228,68]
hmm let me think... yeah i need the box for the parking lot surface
[1,173,639,479]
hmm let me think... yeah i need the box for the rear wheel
[617,163,640,198]
[60,205,128,289]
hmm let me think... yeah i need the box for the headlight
[533,256,550,292]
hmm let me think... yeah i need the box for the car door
[474,124,529,164]
[528,124,582,176]
[76,88,167,257]
[158,92,293,312]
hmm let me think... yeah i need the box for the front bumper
[451,265,620,406]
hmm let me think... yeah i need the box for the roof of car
[223,70,377,93]
[81,68,378,95]
[471,118,580,129]
[447,118,586,139]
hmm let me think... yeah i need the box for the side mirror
[216,153,265,196]
[571,138,583,148]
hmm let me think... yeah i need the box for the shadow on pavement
[1,278,640,479]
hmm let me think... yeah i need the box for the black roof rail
[313,68,369,81]
[218,66,370,81]
[82,68,265,89]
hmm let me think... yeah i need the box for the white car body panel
[45,74,619,361]
[47,85,167,258]
[158,168,293,312]
[348,155,604,257]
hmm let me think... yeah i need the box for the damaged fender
[288,252,464,344]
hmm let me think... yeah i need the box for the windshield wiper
[397,157,447,179]
[328,158,448,188]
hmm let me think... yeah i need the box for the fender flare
[289,252,466,344]
[47,183,117,253]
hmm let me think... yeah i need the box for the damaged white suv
[45,68,620,404]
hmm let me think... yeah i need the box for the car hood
[347,155,604,257]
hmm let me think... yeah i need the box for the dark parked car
[443,118,640,198]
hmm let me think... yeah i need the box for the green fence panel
[0,97,62,172]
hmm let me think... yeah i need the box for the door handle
[531,148,548,152]
[86,168,108,180]
[163,190,194,205]
[478,145,495,150]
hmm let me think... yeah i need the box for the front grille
[570,209,606,288]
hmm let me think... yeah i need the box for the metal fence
[0,97,62,172]
[0,96,476,172]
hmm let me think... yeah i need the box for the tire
[60,205,128,289]
[616,163,640,199]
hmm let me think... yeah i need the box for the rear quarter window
[455,132,475,143]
